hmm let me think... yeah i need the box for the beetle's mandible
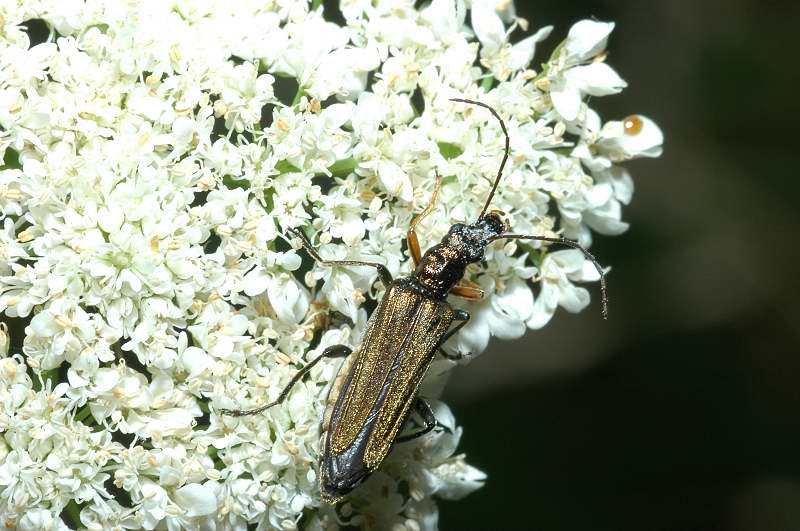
[219,98,609,503]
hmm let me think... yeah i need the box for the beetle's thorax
[412,213,506,299]
[412,242,467,299]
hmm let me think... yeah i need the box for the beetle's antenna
[490,233,609,319]
[449,98,510,221]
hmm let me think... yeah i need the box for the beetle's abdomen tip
[319,481,354,505]
[319,489,345,505]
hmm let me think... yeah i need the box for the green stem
[291,86,305,106]
[311,0,322,11]
[34,368,58,391]
[481,75,495,92]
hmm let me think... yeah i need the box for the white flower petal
[565,63,627,96]
[559,284,591,313]
[585,200,629,236]
[423,0,467,37]
[209,335,234,359]
[242,267,269,296]
[471,0,506,52]
[550,81,582,122]
[618,115,664,158]
[605,166,634,204]
[174,482,218,517]
[376,159,413,202]
[340,215,366,247]
[433,462,487,500]
[278,251,302,271]
[585,183,613,207]
[551,249,585,273]
[453,304,490,355]
[527,282,559,329]
[29,311,59,337]
[171,116,195,146]
[565,20,615,61]
[321,103,352,130]
[92,368,120,393]
[486,278,534,339]
[128,408,193,437]
[181,346,210,377]
[353,92,385,144]
[97,206,124,233]
[268,274,309,324]
[509,26,553,71]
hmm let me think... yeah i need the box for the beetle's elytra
[220,98,608,503]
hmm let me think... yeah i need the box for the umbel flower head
[0,0,662,529]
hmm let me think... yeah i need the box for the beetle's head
[444,210,508,263]
[476,210,507,236]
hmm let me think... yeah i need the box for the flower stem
[481,75,495,91]
[292,86,305,106]
[32,368,57,391]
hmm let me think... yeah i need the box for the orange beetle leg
[449,285,484,300]
[407,169,442,266]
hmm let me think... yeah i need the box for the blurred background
[434,1,800,530]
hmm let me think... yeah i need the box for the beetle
[219,98,608,503]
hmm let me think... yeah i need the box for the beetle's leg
[491,233,609,319]
[437,309,470,361]
[219,344,352,417]
[289,228,392,289]
[442,309,469,343]
[449,284,484,300]
[396,311,469,440]
[407,169,442,267]
[396,398,450,442]
[458,277,482,290]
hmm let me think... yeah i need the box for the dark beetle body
[218,98,609,506]
[412,215,506,299]
[320,278,454,500]
[319,214,506,502]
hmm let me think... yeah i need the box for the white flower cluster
[0,0,662,529]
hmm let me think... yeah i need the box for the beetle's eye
[483,212,505,233]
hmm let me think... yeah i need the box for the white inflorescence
[0,0,662,529]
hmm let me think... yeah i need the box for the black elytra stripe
[322,282,454,497]
[322,342,405,492]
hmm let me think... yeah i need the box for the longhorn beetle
[220,98,609,503]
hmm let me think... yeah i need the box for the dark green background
[435,1,800,530]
